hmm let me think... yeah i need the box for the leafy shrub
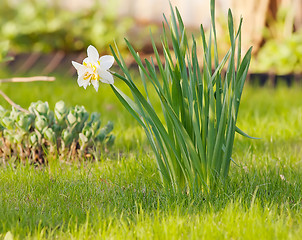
[252,30,302,74]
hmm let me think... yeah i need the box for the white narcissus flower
[72,45,114,91]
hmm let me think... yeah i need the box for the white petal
[83,57,96,66]
[91,80,99,92]
[72,61,85,75]
[77,75,85,86]
[77,75,90,89]
[87,45,99,62]
[99,70,114,84]
[83,57,90,65]
[72,61,82,71]
[99,55,114,70]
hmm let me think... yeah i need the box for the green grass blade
[200,24,208,55]
[150,33,172,104]
[228,9,235,49]
[236,17,242,70]
[110,84,145,128]
[169,2,180,44]
[138,65,151,105]
[235,126,260,140]
[210,0,219,67]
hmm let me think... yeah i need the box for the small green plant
[0,101,115,163]
[73,0,253,193]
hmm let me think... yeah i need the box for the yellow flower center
[83,62,99,81]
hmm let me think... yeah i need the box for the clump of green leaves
[109,0,253,193]
[0,101,115,163]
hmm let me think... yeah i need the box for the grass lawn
[0,75,301,239]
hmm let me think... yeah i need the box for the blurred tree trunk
[230,0,271,53]
[293,0,302,29]
[231,0,301,54]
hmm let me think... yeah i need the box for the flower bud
[96,131,106,143]
[67,110,77,126]
[47,110,55,126]
[29,101,38,114]
[55,100,67,121]
[12,130,24,143]
[29,132,39,146]
[79,133,88,146]
[74,105,89,124]
[9,107,20,121]
[1,117,14,130]
[90,112,101,122]
[52,123,62,135]
[104,121,114,134]
[43,127,56,144]
[87,112,101,132]
[16,113,34,132]
[106,134,115,147]
[0,107,8,129]
[29,101,49,117]
[82,126,93,141]
[35,115,48,132]
[36,101,49,116]
[62,128,73,146]
[3,129,14,142]
[90,120,101,133]
[16,113,27,131]
[67,106,89,133]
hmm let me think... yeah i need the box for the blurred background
[0,0,301,81]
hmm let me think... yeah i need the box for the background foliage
[0,0,132,53]
[252,6,302,74]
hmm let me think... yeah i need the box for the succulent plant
[61,128,74,147]
[0,100,115,163]
[54,100,67,125]
[29,132,39,146]
[43,127,56,144]
[16,112,34,132]
[29,101,48,116]
[1,116,14,130]
[35,115,48,133]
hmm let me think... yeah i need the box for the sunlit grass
[0,76,301,239]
